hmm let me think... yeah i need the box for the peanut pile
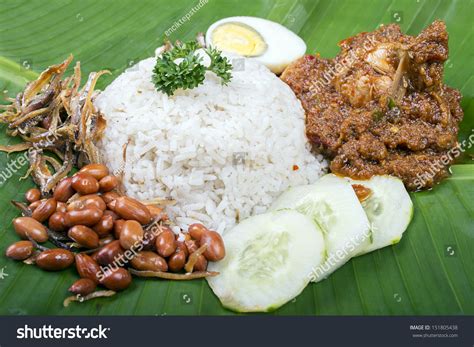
[5,164,225,305]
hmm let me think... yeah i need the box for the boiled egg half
[206,16,306,74]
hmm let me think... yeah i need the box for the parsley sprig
[152,40,232,96]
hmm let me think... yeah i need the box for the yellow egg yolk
[211,22,267,57]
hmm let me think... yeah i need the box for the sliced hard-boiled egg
[206,16,306,74]
[210,22,268,57]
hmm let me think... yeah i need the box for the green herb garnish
[387,97,397,109]
[152,40,232,96]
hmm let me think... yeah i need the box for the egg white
[206,16,307,74]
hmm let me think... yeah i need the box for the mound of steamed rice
[94,55,326,233]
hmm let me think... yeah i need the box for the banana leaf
[0,0,472,315]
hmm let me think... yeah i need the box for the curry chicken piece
[281,21,463,190]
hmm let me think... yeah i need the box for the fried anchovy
[184,244,208,273]
[11,200,32,217]
[0,55,109,193]
[129,268,219,280]
[63,290,116,307]
[0,143,32,154]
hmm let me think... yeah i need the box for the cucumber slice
[207,210,326,312]
[270,174,371,282]
[345,175,413,254]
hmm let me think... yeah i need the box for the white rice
[94,55,327,233]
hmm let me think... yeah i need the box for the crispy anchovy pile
[0,55,109,194]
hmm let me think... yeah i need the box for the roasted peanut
[48,212,67,232]
[193,254,208,272]
[29,200,42,211]
[102,191,120,206]
[99,235,115,247]
[5,240,34,260]
[68,225,100,249]
[90,250,100,263]
[95,240,124,266]
[107,199,117,210]
[119,220,144,250]
[31,198,57,222]
[100,268,132,291]
[200,230,226,261]
[99,175,118,192]
[13,217,48,243]
[25,188,41,203]
[36,249,74,271]
[53,177,75,202]
[141,229,158,251]
[79,163,109,180]
[71,173,100,195]
[131,251,168,272]
[103,210,119,221]
[65,208,103,227]
[155,227,176,257]
[177,241,189,257]
[188,223,208,241]
[68,278,96,296]
[56,202,67,213]
[114,196,152,224]
[168,248,187,272]
[75,253,101,283]
[92,214,114,237]
[67,194,106,211]
[113,219,126,239]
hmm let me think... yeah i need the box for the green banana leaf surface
[0,0,473,315]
